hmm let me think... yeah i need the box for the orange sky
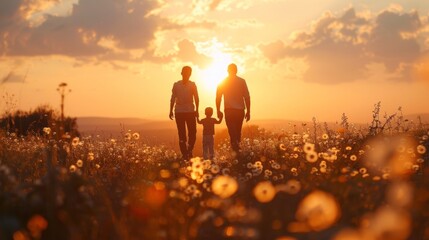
[1,0,429,123]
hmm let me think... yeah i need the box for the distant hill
[77,113,429,135]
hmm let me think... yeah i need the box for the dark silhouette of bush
[0,105,80,137]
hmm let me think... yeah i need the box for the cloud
[260,8,429,84]
[1,71,27,84]
[141,39,212,67]
[176,39,212,67]
[0,0,166,59]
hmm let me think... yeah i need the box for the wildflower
[160,169,171,178]
[43,127,51,135]
[69,165,77,172]
[417,145,426,154]
[284,179,301,194]
[222,168,230,175]
[76,160,83,168]
[178,177,188,188]
[350,155,357,161]
[202,160,212,169]
[88,152,95,161]
[303,142,315,153]
[322,133,329,140]
[359,168,367,174]
[350,170,359,177]
[203,173,213,181]
[247,162,254,169]
[345,146,352,151]
[124,132,131,140]
[71,137,79,147]
[211,164,220,174]
[306,151,318,163]
[132,132,140,140]
[95,164,101,169]
[211,175,238,199]
[279,143,287,151]
[310,167,318,174]
[253,181,276,203]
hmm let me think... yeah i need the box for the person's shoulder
[237,76,246,82]
[173,80,181,86]
[189,81,197,86]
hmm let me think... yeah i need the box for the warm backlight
[200,49,232,92]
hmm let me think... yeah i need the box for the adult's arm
[243,81,251,122]
[193,83,199,118]
[169,84,176,120]
[216,86,222,117]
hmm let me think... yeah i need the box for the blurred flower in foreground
[332,228,361,240]
[212,175,238,199]
[386,181,414,208]
[27,215,48,239]
[253,181,276,203]
[361,206,411,240]
[364,136,417,177]
[289,190,340,232]
[276,179,301,195]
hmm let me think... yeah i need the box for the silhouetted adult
[170,66,199,159]
[216,63,250,153]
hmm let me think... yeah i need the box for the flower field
[1,122,429,240]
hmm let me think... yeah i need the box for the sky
[1,0,429,123]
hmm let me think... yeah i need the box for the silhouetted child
[197,107,223,159]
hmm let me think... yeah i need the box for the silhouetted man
[216,63,250,153]
[170,66,199,159]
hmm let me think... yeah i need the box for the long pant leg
[175,113,188,157]
[185,112,197,156]
[203,135,210,159]
[208,135,214,159]
[235,110,245,144]
[225,109,245,152]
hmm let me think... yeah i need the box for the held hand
[195,111,199,119]
[218,112,224,119]
[169,112,174,120]
[245,111,251,122]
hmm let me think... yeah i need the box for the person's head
[181,66,192,80]
[205,107,213,117]
[227,63,237,76]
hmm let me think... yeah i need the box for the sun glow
[199,49,232,92]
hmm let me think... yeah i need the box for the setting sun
[199,49,232,92]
